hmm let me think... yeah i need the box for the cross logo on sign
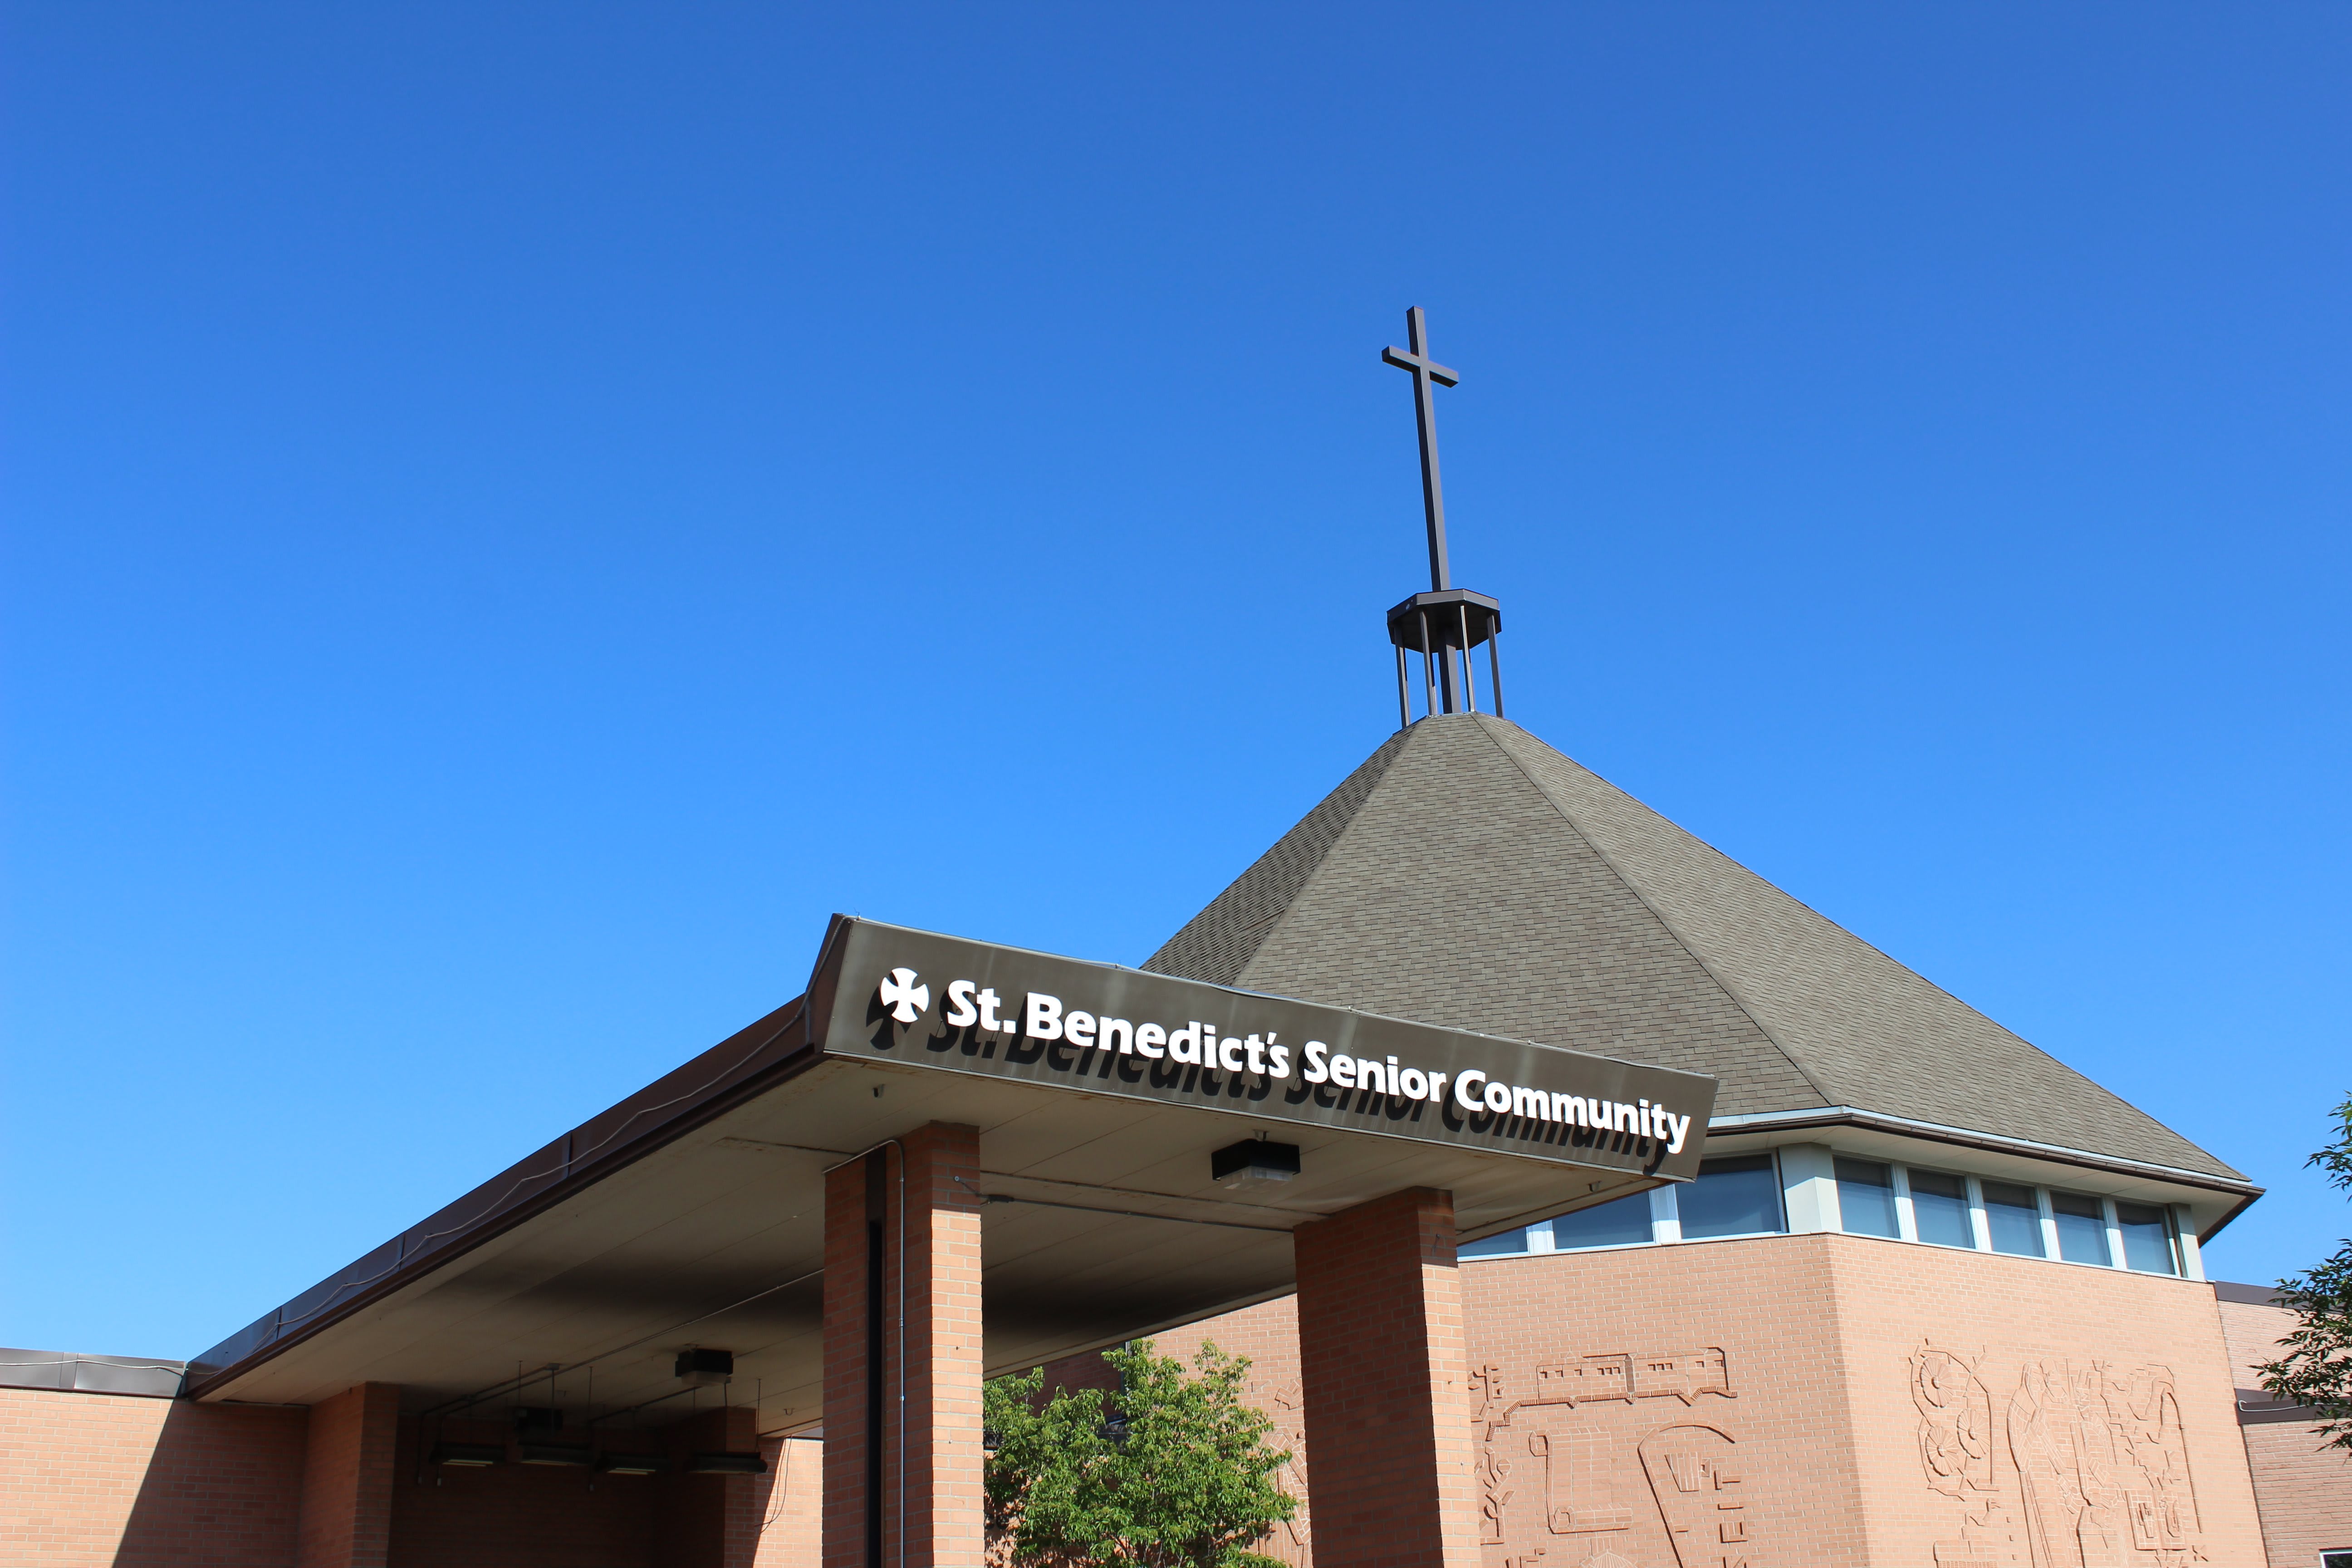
[877,967,930,1024]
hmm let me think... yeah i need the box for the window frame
[1676,1151,1788,1241]
[2048,1187,2115,1267]
[1975,1176,2046,1259]
[1453,1145,2201,1282]
[1902,1166,1978,1251]
[2110,1197,2183,1277]
[1831,1155,1902,1240]
[1824,1155,2195,1279]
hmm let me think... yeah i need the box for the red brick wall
[823,1125,986,1568]
[824,1150,880,1568]
[750,1436,822,1568]
[8,1232,2287,1568]
[1292,1187,1482,1568]
[386,1413,658,1568]
[1826,1234,2263,1565]
[383,1404,764,1568]
[0,1377,786,1568]
[900,1123,985,1568]
[1150,1230,2277,1568]
[657,1406,765,1568]
[1459,1232,1862,1568]
[299,1382,399,1568]
[0,1385,307,1567]
[2215,1292,2352,1567]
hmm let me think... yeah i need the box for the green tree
[2259,1090,2352,1450]
[984,1339,1297,1568]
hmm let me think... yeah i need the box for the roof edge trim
[1708,1106,2263,1213]
[184,992,819,1401]
[0,1349,187,1400]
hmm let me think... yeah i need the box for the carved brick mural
[1474,1345,1753,1568]
[1136,1233,2268,1568]
[1640,1426,1746,1568]
[1911,1343,2207,1568]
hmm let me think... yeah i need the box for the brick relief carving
[1529,1425,1634,1535]
[1476,1347,1751,1568]
[1534,1350,1735,1410]
[1913,1346,1997,1498]
[1479,1440,1516,1544]
[1911,1343,2207,1568]
[1245,1374,1313,1564]
[1639,1426,1745,1568]
[1473,1363,1507,1421]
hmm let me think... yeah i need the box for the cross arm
[1381,346,1460,387]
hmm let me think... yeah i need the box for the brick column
[1292,1188,1482,1568]
[295,1382,400,1568]
[658,1404,764,1568]
[823,1123,985,1568]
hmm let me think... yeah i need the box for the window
[1981,1181,2045,1258]
[2115,1202,2179,1275]
[2318,1551,2352,1568]
[1459,1191,1664,1259]
[1455,1148,2196,1280]
[1551,1191,1655,1250]
[1679,1154,1785,1239]
[2049,1191,2112,1265]
[1908,1169,1975,1249]
[1459,1226,1528,1259]
[1834,1158,1901,1239]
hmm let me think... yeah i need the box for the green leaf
[985,1339,1298,1568]
[2256,1091,2352,1452]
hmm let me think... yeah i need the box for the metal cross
[1382,306,1460,591]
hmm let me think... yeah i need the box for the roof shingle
[1146,713,2240,1181]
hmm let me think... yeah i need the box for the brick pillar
[658,1404,764,1568]
[1292,1188,1482,1568]
[295,1382,400,1568]
[823,1123,985,1568]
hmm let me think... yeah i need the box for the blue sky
[4,3,2346,1357]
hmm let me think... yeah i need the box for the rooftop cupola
[1381,305,1503,727]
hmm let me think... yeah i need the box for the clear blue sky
[5,4,2346,1357]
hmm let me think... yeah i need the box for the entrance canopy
[187,916,1716,1433]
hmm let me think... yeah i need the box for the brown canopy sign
[806,916,1719,1181]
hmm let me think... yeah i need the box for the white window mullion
[2102,1198,2128,1270]
[2172,1206,2204,1281]
[1964,1176,1993,1252]
[2035,1187,2062,1261]
[1649,1182,1683,1245]
[1891,1164,1918,1242]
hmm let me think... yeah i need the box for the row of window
[1460,1153,1780,1258]
[1832,1156,2179,1274]
[1460,1150,2183,1278]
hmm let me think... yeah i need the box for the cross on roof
[1382,306,1460,591]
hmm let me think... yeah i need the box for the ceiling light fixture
[516,1441,591,1467]
[428,1441,506,1467]
[1210,1138,1300,1187]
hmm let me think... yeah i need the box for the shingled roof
[1146,712,2241,1182]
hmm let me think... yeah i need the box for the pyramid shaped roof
[1146,713,2241,1183]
